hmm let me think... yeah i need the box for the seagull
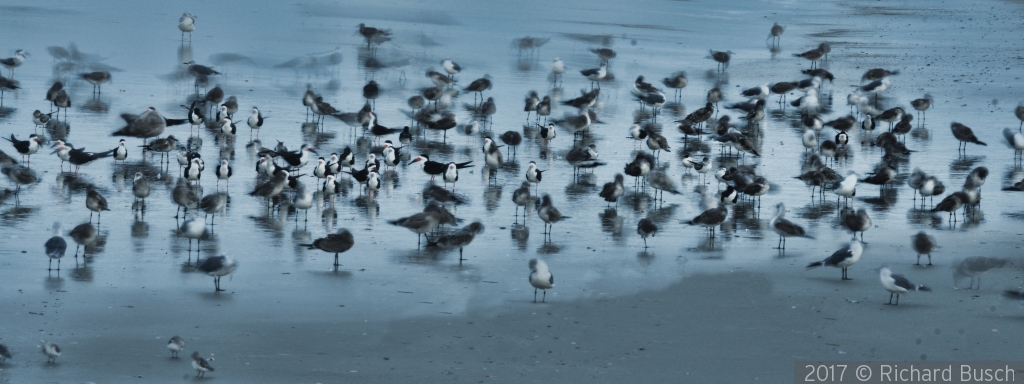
[707,50,732,72]
[191,351,215,377]
[113,108,170,142]
[793,48,824,68]
[908,231,936,266]
[178,13,196,42]
[199,193,227,224]
[389,211,442,248]
[599,174,625,206]
[68,222,96,257]
[770,203,811,250]
[579,63,607,89]
[860,78,890,107]
[538,194,568,237]
[932,191,967,221]
[685,204,728,238]
[85,187,110,222]
[167,336,185,358]
[767,22,784,46]
[840,208,871,242]
[301,229,354,267]
[0,50,26,78]
[637,218,658,247]
[647,170,680,201]
[954,256,1006,290]
[741,83,769,100]
[806,240,863,280]
[910,94,932,121]
[132,172,150,202]
[880,267,930,305]
[551,58,565,84]
[431,221,485,263]
[0,343,10,364]
[442,58,461,79]
[358,23,392,49]
[1004,128,1024,161]
[41,341,61,363]
[197,255,237,292]
[44,222,67,271]
[179,215,206,256]
[528,259,554,303]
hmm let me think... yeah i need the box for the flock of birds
[1,11,1024,378]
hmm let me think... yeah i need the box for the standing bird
[500,130,522,158]
[840,208,871,242]
[132,172,150,202]
[464,76,492,104]
[113,107,171,143]
[950,122,986,152]
[167,336,185,358]
[388,210,442,248]
[0,344,9,364]
[363,80,379,108]
[599,174,625,206]
[537,194,567,237]
[197,255,237,292]
[860,78,890,107]
[44,222,67,271]
[912,232,935,266]
[80,71,111,94]
[880,267,931,305]
[806,240,863,280]
[41,341,61,363]
[68,222,96,259]
[178,13,196,42]
[358,23,392,50]
[767,22,784,46]
[0,50,26,78]
[112,139,128,168]
[215,159,232,189]
[645,130,671,161]
[2,165,38,194]
[512,181,532,220]
[528,259,554,303]
[191,351,215,377]
[442,58,462,79]
[85,187,110,222]
[910,94,932,122]
[686,204,728,238]
[431,221,485,263]
[1016,102,1024,131]
[647,170,680,201]
[247,107,266,140]
[708,50,732,72]
[770,203,811,250]
[637,218,658,247]
[6,134,41,164]
[526,161,544,194]
[794,48,824,68]
[580,63,608,89]
[551,58,565,84]
[179,215,206,257]
[301,228,355,267]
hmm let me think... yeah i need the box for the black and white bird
[197,255,237,292]
[525,161,544,193]
[215,159,232,189]
[247,107,266,140]
[68,144,115,175]
[769,203,811,250]
[5,134,41,163]
[112,139,128,168]
[580,63,608,88]
[528,259,554,303]
[408,155,471,183]
[442,58,461,79]
[880,267,930,305]
[806,240,863,280]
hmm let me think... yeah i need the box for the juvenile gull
[953,256,1005,290]
[707,50,732,72]
[840,208,871,242]
[431,221,485,263]
[647,170,680,202]
[69,222,96,257]
[197,255,237,292]
[1003,128,1024,160]
[178,13,195,42]
[85,187,110,222]
[528,259,554,303]
[912,232,935,266]
[637,218,658,247]
[599,174,625,206]
[537,194,568,236]
[0,50,26,78]
[880,267,930,305]
[767,22,784,46]
[301,229,354,266]
[389,210,442,247]
[806,240,863,280]
[910,94,932,121]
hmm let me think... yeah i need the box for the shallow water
[2,0,1024,381]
